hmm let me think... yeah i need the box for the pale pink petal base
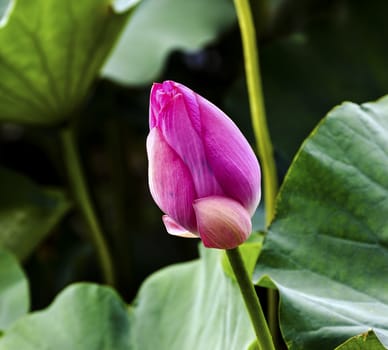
[193,196,252,249]
[162,215,199,238]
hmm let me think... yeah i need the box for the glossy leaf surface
[255,96,388,349]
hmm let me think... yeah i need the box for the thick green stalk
[226,248,275,350]
[233,0,277,225]
[233,0,279,340]
[60,127,115,286]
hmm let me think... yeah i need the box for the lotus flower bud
[146,80,261,249]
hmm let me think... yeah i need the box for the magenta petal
[149,83,163,128]
[162,215,199,238]
[147,128,197,231]
[193,196,252,249]
[150,81,223,198]
[198,97,261,215]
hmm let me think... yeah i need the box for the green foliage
[0,247,258,349]
[0,249,28,330]
[102,0,236,85]
[0,0,137,125]
[335,330,387,350]
[254,96,388,349]
[0,283,131,349]
[0,167,70,260]
[129,246,256,350]
[0,1,387,349]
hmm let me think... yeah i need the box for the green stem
[226,248,275,350]
[233,0,277,225]
[233,0,279,340]
[60,127,115,286]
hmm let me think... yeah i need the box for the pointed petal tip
[162,215,199,238]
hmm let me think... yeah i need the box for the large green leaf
[0,283,131,349]
[0,249,29,330]
[0,167,70,260]
[335,330,387,350]
[129,246,256,350]
[0,0,137,125]
[101,0,236,85]
[254,96,388,349]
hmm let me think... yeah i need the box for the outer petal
[193,196,252,249]
[162,215,199,238]
[198,96,261,215]
[146,127,197,231]
[150,80,223,198]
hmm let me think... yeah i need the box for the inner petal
[158,86,224,198]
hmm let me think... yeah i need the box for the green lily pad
[254,96,388,349]
[129,246,256,349]
[0,283,131,349]
[0,0,137,125]
[0,167,70,260]
[101,0,236,85]
[0,249,29,330]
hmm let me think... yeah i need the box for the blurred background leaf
[0,166,70,260]
[129,245,256,350]
[0,283,131,349]
[0,0,137,125]
[0,0,12,26]
[0,248,28,330]
[101,0,236,85]
[254,96,388,349]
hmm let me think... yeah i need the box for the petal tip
[162,215,199,238]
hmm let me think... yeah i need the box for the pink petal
[198,97,261,215]
[150,81,224,198]
[162,215,199,238]
[193,196,252,249]
[146,128,197,231]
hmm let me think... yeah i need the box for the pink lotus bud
[147,80,261,249]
